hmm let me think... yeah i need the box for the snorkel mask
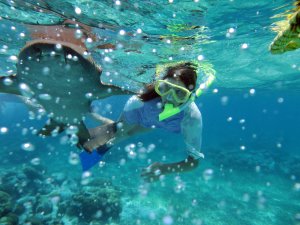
[155,79,192,104]
[155,61,216,121]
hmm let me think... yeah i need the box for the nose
[166,93,175,102]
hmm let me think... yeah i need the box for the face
[160,78,189,107]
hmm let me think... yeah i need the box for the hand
[141,162,164,182]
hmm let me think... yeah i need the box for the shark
[0,39,130,148]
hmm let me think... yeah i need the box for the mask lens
[157,82,170,94]
[174,89,188,99]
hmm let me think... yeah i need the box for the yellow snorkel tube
[157,61,216,121]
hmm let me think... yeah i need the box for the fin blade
[79,146,110,171]
[79,150,103,171]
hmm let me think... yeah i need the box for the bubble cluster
[125,143,137,159]
[174,176,185,193]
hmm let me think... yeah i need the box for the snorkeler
[269,1,300,54]
[80,61,215,182]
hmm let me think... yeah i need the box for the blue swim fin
[79,145,110,171]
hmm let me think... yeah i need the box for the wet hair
[139,62,198,102]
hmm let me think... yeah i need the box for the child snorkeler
[81,61,215,182]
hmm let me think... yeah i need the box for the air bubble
[277,97,284,103]
[147,144,156,152]
[228,28,235,33]
[66,125,78,135]
[69,134,79,145]
[119,30,126,35]
[197,55,204,61]
[163,215,173,225]
[68,152,80,165]
[30,158,41,165]
[81,171,92,185]
[75,29,83,39]
[3,77,13,86]
[55,44,62,51]
[221,96,229,106]
[21,142,35,151]
[241,43,248,49]
[75,7,82,15]
[239,119,246,124]
[0,127,8,134]
[128,150,137,159]
[294,183,300,191]
[37,83,43,90]
[8,55,18,62]
[203,169,214,181]
[38,94,52,101]
[19,83,34,97]
[85,93,93,99]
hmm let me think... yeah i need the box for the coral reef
[67,178,122,222]
[0,213,18,225]
[207,147,300,179]
[0,191,12,217]
[0,167,122,224]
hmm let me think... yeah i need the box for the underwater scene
[0,0,300,224]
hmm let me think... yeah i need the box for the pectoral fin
[38,119,65,136]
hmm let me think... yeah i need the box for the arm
[83,117,150,152]
[142,102,203,182]
[89,112,115,125]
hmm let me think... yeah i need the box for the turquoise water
[0,0,300,224]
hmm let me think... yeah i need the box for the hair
[139,62,198,102]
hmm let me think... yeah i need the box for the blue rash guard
[122,96,204,159]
